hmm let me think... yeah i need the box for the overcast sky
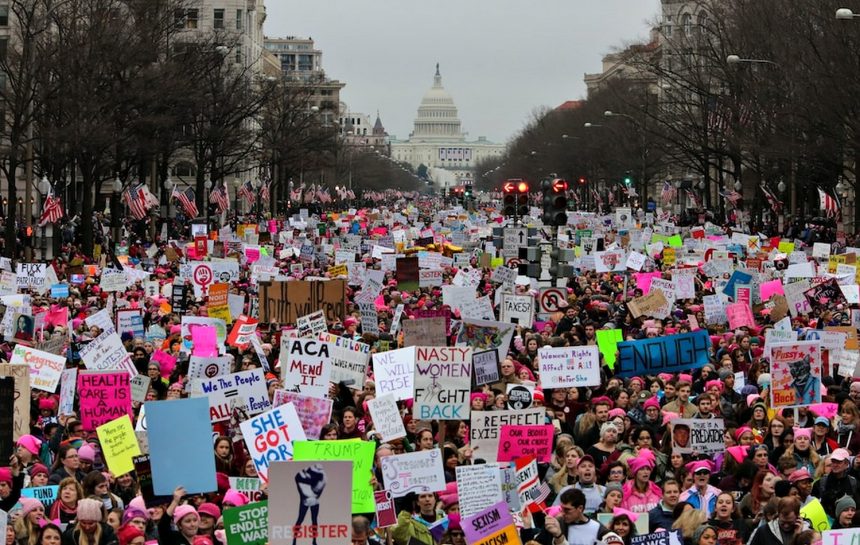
[264,1,661,145]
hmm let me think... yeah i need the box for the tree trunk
[81,167,94,256]
[4,161,18,259]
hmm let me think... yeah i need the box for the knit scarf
[837,420,855,437]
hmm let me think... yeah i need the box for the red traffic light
[577,177,587,185]
[552,179,568,192]
[517,181,529,193]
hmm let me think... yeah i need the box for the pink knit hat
[19,497,43,517]
[77,498,103,522]
[726,445,750,464]
[794,427,812,440]
[222,489,249,507]
[173,504,199,525]
[16,435,42,456]
[628,455,654,476]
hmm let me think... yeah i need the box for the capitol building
[390,64,505,189]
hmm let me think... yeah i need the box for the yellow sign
[473,526,521,545]
[828,254,848,273]
[663,247,676,266]
[778,241,795,254]
[96,416,141,477]
[327,264,348,277]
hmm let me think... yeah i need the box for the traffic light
[503,180,526,217]
[516,181,530,216]
[464,182,473,199]
[623,174,633,187]
[541,178,569,226]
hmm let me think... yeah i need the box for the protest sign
[380,449,446,498]
[272,390,333,441]
[21,485,58,508]
[187,356,231,384]
[470,408,544,464]
[116,308,144,339]
[497,424,554,463]
[0,376,13,461]
[373,347,415,401]
[597,329,624,369]
[181,317,227,355]
[129,374,150,404]
[500,293,534,328]
[240,403,307,483]
[671,418,725,456]
[10,344,64,393]
[228,477,264,503]
[223,501,268,545]
[462,502,518,545]
[79,329,137,377]
[515,456,545,508]
[403,317,447,347]
[507,383,533,410]
[318,333,370,388]
[279,338,333,399]
[631,532,674,545]
[99,267,129,292]
[614,330,711,377]
[227,316,257,349]
[207,283,231,323]
[367,395,406,442]
[268,461,352,545]
[472,349,500,386]
[537,345,601,388]
[293,440,375,513]
[59,368,77,416]
[96,415,141,476]
[770,341,822,408]
[192,368,271,422]
[146,397,217,495]
[726,302,755,329]
[455,318,516,366]
[16,263,47,292]
[78,371,131,431]
[414,346,472,420]
[822,529,860,545]
[628,289,669,319]
[374,491,397,528]
[296,310,328,338]
[455,464,503,518]
[179,261,240,297]
[259,279,346,324]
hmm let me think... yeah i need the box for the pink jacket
[620,480,662,513]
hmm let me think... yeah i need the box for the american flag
[38,194,64,226]
[818,187,841,219]
[209,183,229,214]
[290,183,304,203]
[661,180,676,204]
[685,188,702,209]
[759,184,783,213]
[707,98,753,134]
[719,189,743,206]
[172,186,198,218]
[260,180,270,203]
[238,180,255,204]
[123,184,149,220]
[591,187,603,206]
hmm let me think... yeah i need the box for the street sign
[506,258,521,269]
[503,228,528,249]
[539,288,566,314]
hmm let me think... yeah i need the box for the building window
[0,6,8,27]
[213,9,224,29]
[236,9,243,30]
[174,9,198,29]
[681,13,692,35]
[697,12,708,33]
[663,15,672,37]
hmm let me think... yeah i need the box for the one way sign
[503,228,528,249]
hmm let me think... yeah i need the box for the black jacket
[61,522,118,545]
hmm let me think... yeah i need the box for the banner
[191,369,271,422]
[79,330,137,377]
[268,461,352,545]
[455,464,503,518]
[537,346,601,388]
[470,408,544,464]
[259,280,346,325]
[240,403,307,483]
[462,502,519,545]
[293,440,375,513]
[373,347,415,401]
[96,415,141,476]
[78,371,131,431]
[414,346,472,420]
[473,350,500,386]
[380,449,446,498]
[279,338,333,399]
[500,293,534,328]
[403,317,447,347]
[770,341,822,408]
[497,424,554,463]
[671,418,725,456]
[272,390,333,441]
[367,395,406,442]
[318,333,370,388]
[10,344,64,393]
[455,318,516,366]
[614,330,711,377]
[224,501,267,545]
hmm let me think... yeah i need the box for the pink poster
[191,326,218,357]
[726,302,754,330]
[272,390,334,440]
[634,272,662,294]
[77,371,131,430]
[760,279,784,301]
[770,341,822,409]
[497,425,554,463]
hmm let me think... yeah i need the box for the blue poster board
[614,330,711,377]
[146,397,217,495]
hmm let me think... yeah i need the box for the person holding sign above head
[524,488,609,545]
[159,487,200,545]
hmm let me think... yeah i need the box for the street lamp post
[605,110,650,203]
[111,177,122,245]
[254,178,262,223]
[204,178,212,225]
[233,179,241,217]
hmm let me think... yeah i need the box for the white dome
[411,64,464,142]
